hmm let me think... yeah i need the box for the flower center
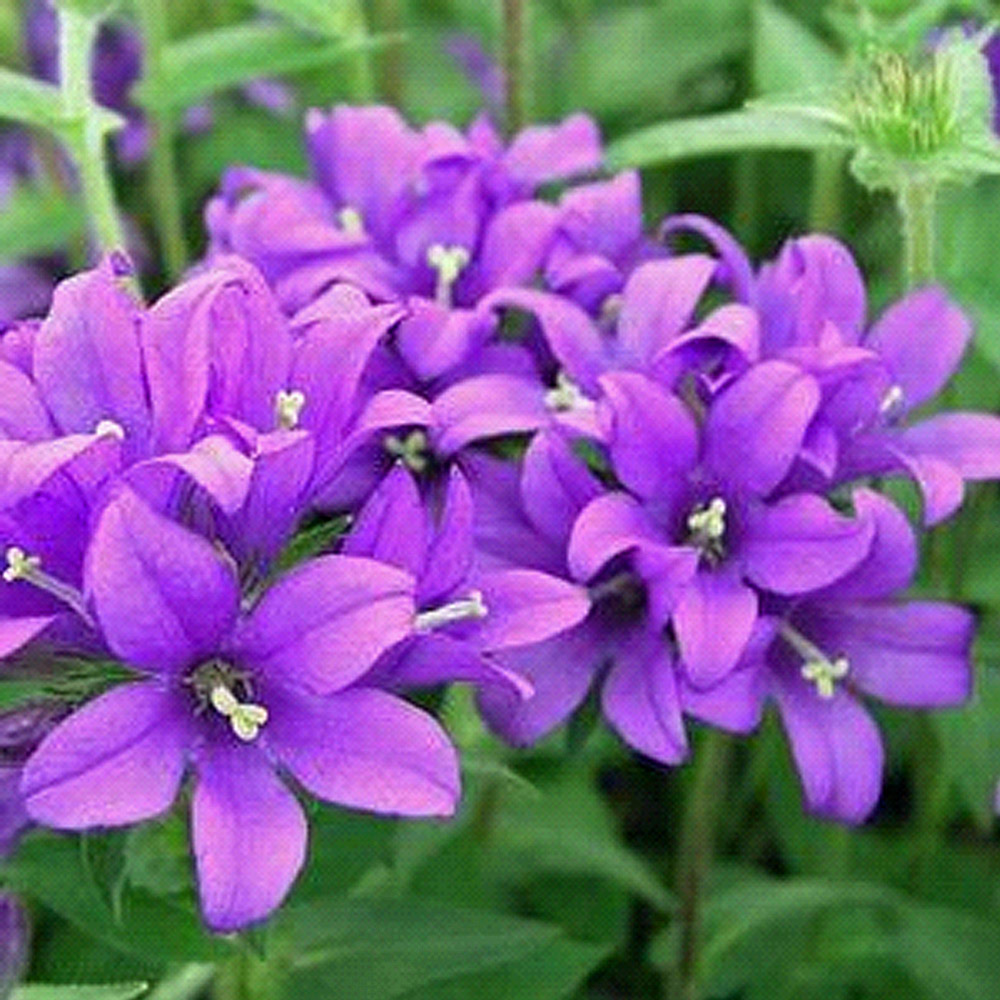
[94,419,125,440]
[879,383,905,421]
[545,372,594,413]
[2,546,94,626]
[414,590,489,632]
[426,243,470,307]
[274,389,306,430]
[189,660,268,742]
[780,622,850,699]
[384,429,430,474]
[337,206,365,236]
[686,496,727,563]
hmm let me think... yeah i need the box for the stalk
[57,6,130,265]
[897,174,937,289]
[671,730,730,1000]
[501,0,528,135]
[135,0,189,280]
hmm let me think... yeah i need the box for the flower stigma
[545,372,594,413]
[384,429,430,473]
[190,661,269,742]
[879,384,905,420]
[275,389,306,430]
[337,206,365,235]
[2,546,94,626]
[686,496,727,563]
[780,622,850,699]
[427,243,471,307]
[414,590,489,632]
[94,419,126,440]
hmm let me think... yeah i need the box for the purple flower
[685,491,973,822]
[206,105,602,382]
[21,488,460,930]
[342,462,590,696]
[662,220,1000,523]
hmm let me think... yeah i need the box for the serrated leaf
[607,106,851,169]
[133,21,388,113]
[12,985,147,1000]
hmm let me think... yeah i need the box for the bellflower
[664,219,1000,523]
[21,488,460,931]
[685,490,973,822]
[342,462,590,696]
[206,105,602,382]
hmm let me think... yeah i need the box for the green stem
[136,0,189,281]
[501,0,528,135]
[897,174,937,290]
[57,6,129,264]
[808,149,845,234]
[343,0,375,102]
[372,0,405,106]
[671,730,730,1000]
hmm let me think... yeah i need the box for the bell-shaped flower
[20,488,459,931]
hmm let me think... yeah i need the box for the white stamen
[210,683,269,742]
[880,384,905,417]
[275,389,306,430]
[687,497,727,542]
[415,590,489,632]
[337,206,364,235]
[426,243,471,307]
[94,419,125,440]
[2,546,94,625]
[545,372,594,413]
[384,430,429,473]
[2,546,40,584]
[780,622,850,699]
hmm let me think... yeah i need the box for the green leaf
[491,769,671,912]
[133,21,388,113]
[753,2,840,96]
[0,68,122,136]
[253,0,367,38]
[281,896,595,1000]
[51,0,123,16]
[12,985,147,1000]
[607,106,851,169]
[0,183,87,262]
[1,833,231,965]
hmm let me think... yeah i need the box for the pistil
[275,389,306,430]
[414,591,488,632]
[780,622,850,699]
[384,429,430,473]
[686,496,727,563]
[426,243,471,307]
[2,547,94,626]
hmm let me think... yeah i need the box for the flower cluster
[2,104,995,932]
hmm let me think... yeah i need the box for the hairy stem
[897,174,937,289]
[57,6,130,266]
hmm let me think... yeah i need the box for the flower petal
[86,489,240,675]
[773,677,883,824]
[742,493,875,595]
[704,361,820,496]
[567,493,660,583]
[192,739,306,932]
[673,569,757,688]
[236,554,416,694]
[266,685,459,817]
[602,628,687,764]
[22,682,187,828]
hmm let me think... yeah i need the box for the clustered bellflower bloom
[3,102,997,935]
